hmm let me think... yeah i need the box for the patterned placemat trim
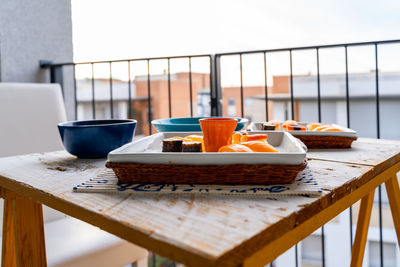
[73,166,322,196]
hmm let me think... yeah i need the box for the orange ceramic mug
[199,118,238,152]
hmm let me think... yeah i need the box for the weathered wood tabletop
[0,138,399,267]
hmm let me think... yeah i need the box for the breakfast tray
[249,123,358,148]
[106,132,307,185]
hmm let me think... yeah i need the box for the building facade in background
[77,71,400,140]
[250,72,400,140]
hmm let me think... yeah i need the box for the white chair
[0,83,148,267]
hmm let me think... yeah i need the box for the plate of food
[249,120,357,148]
[106,129,307,185]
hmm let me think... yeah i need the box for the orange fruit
[241,141,278,152]
[241,134,268,142]
[307,123,323,131]
[184,135,203,142]
[313,125,331,131]
[321,127,344,132]
[218,144,253,153]
[232,132,243,144]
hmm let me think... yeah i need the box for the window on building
[245,98,252,107]
[228,97,236,117]
[197,92,211,117]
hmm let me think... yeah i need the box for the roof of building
[252,72,400,101]
[251,93,400,101]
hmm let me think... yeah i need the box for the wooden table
[0,138,400,267]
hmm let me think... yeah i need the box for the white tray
[249,122,357,138]
[108,131,306,165]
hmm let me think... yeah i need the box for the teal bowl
[151,117,248,132]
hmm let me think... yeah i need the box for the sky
[71,0,400,85]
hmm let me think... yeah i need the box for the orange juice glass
[199,118,238,152]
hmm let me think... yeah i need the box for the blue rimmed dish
[58,119,137,158]
[151,117,248,132]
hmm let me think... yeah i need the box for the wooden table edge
[307,139,400,171]
[0,176,217,267]
[215,160,400,266]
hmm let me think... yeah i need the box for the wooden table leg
[350,191,375,267]
[385,175,400,246]
[1,189,47,267]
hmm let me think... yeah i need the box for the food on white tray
[282,120,298,130]
[256,120,348,133]
[287,124,306,131]
[241,141,279,152]
[162,131,279,153]
[262,122,276,130]
[218,144,253,152]
[182,141,202,152]
[306,123,323,131]
[162,138,183,152]
[310,124,344,132]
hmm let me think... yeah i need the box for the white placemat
[73,166,322,196]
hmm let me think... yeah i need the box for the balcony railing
[41,39,400,267]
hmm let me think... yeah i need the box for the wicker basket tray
[295,136,357,149]
[249,122,358,149]
[106,160,308,185]
[106,131,307,185]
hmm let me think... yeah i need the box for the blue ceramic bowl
[58,119,137,158]
[151,117,248,132]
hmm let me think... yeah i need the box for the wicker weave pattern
[106,161,308,185]
[295,136,357,149]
